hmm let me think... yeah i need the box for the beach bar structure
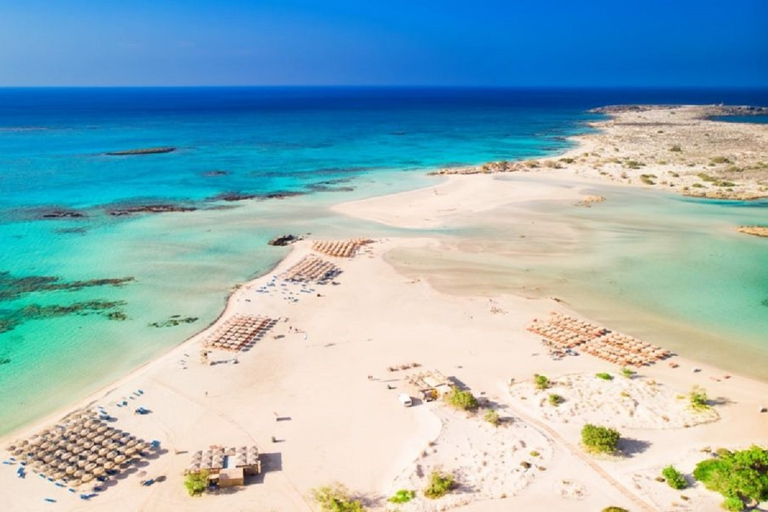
[204,315,276,353]
[187,446,261,488]
[406,370,452,402]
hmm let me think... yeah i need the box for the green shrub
[693,445,768,511]
[534,374,551,390]
[548,393,564,406]
[711,156,731,164]
[184,470,209,497]
[530,450,540,457]
[424,471,456,499]
[620,367,634,379]
[484,408,500,426]
[640,174,656,185]
[697,172,717,182]
[312,483,366,512]
[661,465,688,490]
[692,183,705,188]
[669,144,682,152]
[595,372,613,381]
[445,387,479,411]
[602,508,629,512]
[689,386,710,410]
[581,424,621,454]
[388,489,415,504]
[559,157,575,164]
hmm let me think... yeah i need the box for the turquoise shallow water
[387,178,768,378]
[1,87,767,436]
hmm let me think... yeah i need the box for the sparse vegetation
[669,144,682,152]
[581,424,621,454]
[424,471,456,499]
[445,387,479,411]
[620,367,634,379]
[530,450,540,457]
[534,374,551,390]
[602,508,629,512]
[184,470,209,496]
[662,465,688,490]
[388,489,415,504]
[640,174,656,185]
[595,372,613,381]
[484,408,500,426]
[559,157,575,164]
[711,156,731,164]
[693,445,768,511]
[548,393,564,406]
[624,160,645,169]
[689,386,710,411]
[312,483,366,512]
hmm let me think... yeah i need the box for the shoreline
[2,103,767,512]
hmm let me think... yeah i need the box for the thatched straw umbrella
[77,460,88,469]
[93,435,106,444]
[74,469,84,480]
[114,454,126,464]
[43,454,54,464]
[93,466,106,476]
[87,453,99,463]
[65,466,76,475]
[106,451,118,460]
[98,447,109,457]
[85,462,97,473]
[124,446,138,457]
[96,426,108,434]
[103,461,115,470]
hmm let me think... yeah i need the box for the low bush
[581,424,621,454]
[534,374,551,390]
[689,386,710,410]
[669,144,682,152]
[388,489,415,504]
[184,470,209,497]
[484,409,500,426]
[548,393,564,406]
[424,471,455,499]
[445,387,479,411]
[661,465,688,490]
[595,372,613,381]
[312,483,366,512]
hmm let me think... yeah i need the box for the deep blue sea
[1,87,767,436]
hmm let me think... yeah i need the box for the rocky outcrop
[39,209,86,219]
[108,204,196,216]
[268,234,303,247]
[105,147,176,156]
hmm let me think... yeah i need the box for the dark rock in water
[107,311,128,321]
[108,204,196,216]
[0,357,10,366]
[215,192,259,202]
[106,147,176,156]
[149,316,198,328]
[55,227,88,235]
[391,131,407,136]
[762,299,768,308]
[263,191,303,200]
[40,209,86,220]
[202,170,229,177]
[268,234,303,247]
[0,299,128,334]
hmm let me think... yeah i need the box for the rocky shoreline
[432,104,768,201]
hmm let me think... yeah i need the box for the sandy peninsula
[2,105,768,512]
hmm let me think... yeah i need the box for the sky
[0,0,766,87]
